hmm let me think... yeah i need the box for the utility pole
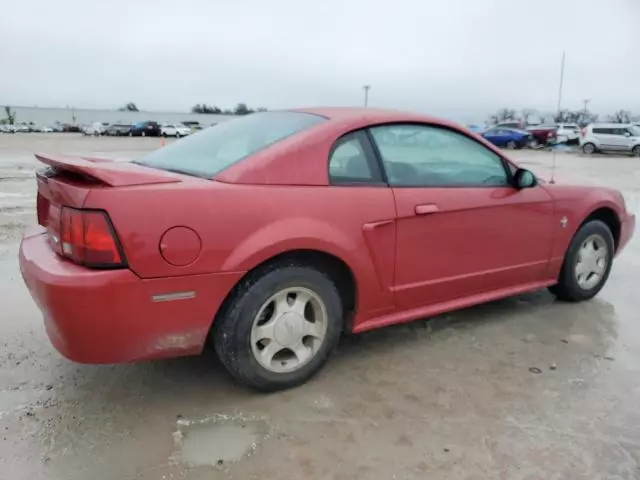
[363,85,371,107]
[581,99,590,126]
[550,51,566,185]
[555,52,566,117]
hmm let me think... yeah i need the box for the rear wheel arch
[212,249,358,333]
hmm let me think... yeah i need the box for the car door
[368,123,555,311]
[594,128,620,151]
[606,128,630,151]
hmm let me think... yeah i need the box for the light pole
[363,85,371,107]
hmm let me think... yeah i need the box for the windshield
[135,111,325,177]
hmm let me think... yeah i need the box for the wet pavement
[1,134,640,479]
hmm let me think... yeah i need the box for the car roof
[294,107,447,125]
[216,107,509,186]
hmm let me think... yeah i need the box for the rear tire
[632,145,640,157]
[506,140,517,149]
[549,220,614,302]
[213,263,343,391]
[582,142,596,154]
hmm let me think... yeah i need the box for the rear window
[135,112,326,178]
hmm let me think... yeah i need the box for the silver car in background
[580,123,640,156]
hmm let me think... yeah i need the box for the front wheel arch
[580,207,621,252]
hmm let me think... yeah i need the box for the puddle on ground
[174,415,270,467]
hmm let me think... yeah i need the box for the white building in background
[9,106,234,127]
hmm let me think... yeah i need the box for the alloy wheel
[575,234,608,290]
[250,287,328,373]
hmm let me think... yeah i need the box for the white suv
[580,123,640,156]
[161,124,191,138]
[555,123,580,143]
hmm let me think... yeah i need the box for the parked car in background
[580,124,640,156]
[82,122,107,136]
[182,121,202,131]
[130,121,161,137]
[496,120,525,130]
[555,124,580,144]
[39,126,54,133]
[526,124,558,147]
[16,124,31,132]
[0,124,16,133]
[105,124,132,136]
[482,127,533,149]
[61,124,81,133]
[161,124,191,137]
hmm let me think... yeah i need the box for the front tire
[213,263,343,391]
[582,142,596,154]
[506,140,517,149]
[632,145,640,157]
[549,220,614,302]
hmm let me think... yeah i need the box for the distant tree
[607,109,632,123]
[488,108,517,125]
[233,103,254,115]
[554,109,598,126]
[2,106,16,125]
[191,104,222,114]
[222,108,234,115]
[118,102,139,112]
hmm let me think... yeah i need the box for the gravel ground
[1,134,639,480]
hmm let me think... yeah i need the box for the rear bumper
[19,227,243,364]
[618,211,635,255]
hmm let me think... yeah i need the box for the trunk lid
[34,154,184,255]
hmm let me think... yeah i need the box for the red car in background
[20,108,635,391]
[526,124,558,146]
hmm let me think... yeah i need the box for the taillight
[60,207,126,268]
[36,192,49,227]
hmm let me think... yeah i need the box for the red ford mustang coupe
[20,108,635,390]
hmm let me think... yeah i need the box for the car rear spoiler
[34,153,183,187]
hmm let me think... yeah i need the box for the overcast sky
[1,0,638,122]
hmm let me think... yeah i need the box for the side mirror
[514,168,537,189]
[625,132,631,137]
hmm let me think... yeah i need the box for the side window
[369,124,509,187]
[329,131,381,184]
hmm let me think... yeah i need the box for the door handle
[414,204,439,215]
